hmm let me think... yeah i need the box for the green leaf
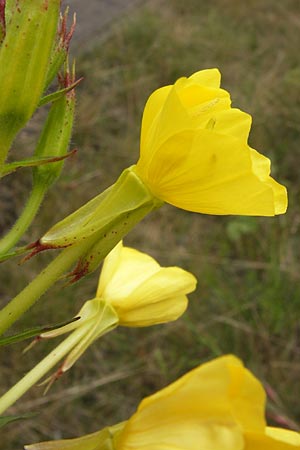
[38,78,83,107]
[0,317,80,346]
[1,150,77,177]
[0,412,37,428]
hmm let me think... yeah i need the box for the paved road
[65,0,146,51]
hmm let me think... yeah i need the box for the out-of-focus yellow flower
[116,355,300,450]
[97,241,196,327]
[25,355,300,450]
[134,68,287,216]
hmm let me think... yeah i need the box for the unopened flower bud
[0,0,60,164]
[96,241,197,327]
[44,7,76,89]
[32,61,76,189]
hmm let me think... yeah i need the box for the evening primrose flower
[0,242,196,414]
[25,355,300,450]
[30,69,287,279]
[134,68,287,216]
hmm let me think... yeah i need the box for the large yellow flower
[25,355,300,450]
[134,69,287,216]
[116,355,299,450]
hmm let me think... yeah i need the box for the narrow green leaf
[0,317,80,346]
[1,150,76,177]
[38,78,83,107]
[0,413,37,428]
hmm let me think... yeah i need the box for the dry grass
[1,0,300,447]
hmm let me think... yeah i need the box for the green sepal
[24,422,126,450]
[61,300,119,371]
[67,202,157,283]
[0,412,37,429]
[38,78,83,108]
[0,151,76,178]
[41,166,163,248]
[0,317,80,346]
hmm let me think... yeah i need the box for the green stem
[0,324,90,414]
[0,183,46,255]
[0,239,96,336]
[0,131,14,169]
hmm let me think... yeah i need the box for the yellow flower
[0,242,196,416]
[116,355,299,450]
[25,355,300,450]
[33,69,287,280]
[41,241,196,370]
[97,241,197,327]
[134,68,287,216]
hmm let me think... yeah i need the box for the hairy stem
[0,183,46,255]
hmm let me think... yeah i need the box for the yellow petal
[245,428,300,449]
[211,108,252,141]
[141,85,172,150]
[98,244,160,301]
[137,128,285,216]
[188,68,222,88]
[250,148,288,214]
[127,267,196,307]
[140,80,231,166]
[118,421,244,450]
[175,81,230,112]
[112,267,196,326]
[96,240,123,297]
[117,355,266,449]
[118,294,188,327]
[136,68,288,217]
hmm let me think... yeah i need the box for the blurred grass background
[1,0,300,446]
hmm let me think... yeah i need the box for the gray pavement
[65,0,146,51]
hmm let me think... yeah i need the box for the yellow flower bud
[134,68,287,216]
[0,0,60,164]
[0,242,195,409]
[96,241,197,327]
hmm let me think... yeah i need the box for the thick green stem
[0,240,95,336]
[0,324,90,414]
[0,168,161,335]
[0,183,46,255]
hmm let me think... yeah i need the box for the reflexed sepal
[26,167,162,279]
[40,166,162,248]
[24,422,126,450]
[40,299,119,373]
[66,202,156,283]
